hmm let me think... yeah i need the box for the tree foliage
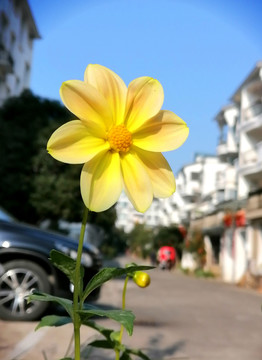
[126,224,184,260]
[127,224,154,259]
[154,225,184,259]
[0,90,73,223]
[0,91,117,235]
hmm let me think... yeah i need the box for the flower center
[107,125,132,152]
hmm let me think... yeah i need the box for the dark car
[0,211,102,321]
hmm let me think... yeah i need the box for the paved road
[1,256,262,359]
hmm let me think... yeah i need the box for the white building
[204,61,262,286]
[0,0,40,106]
[215,104,239,201]
[179,154,229,220]
[233,61,262,199]
[115,154,229,233]
[230,61,262,286]
[115,192,183,233]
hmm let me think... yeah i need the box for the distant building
[0,0,40,106]
[177,154,229,222]
[191,61,262,287]
[232,61,262,286]
[232,61,262,199]
[115,193,176,233]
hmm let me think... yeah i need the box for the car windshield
[0,207,16,222]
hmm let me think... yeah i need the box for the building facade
[193,61,262,287]
[233,62,262,287]
[0,0,40,106]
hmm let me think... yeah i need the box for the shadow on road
[148,334,186,359]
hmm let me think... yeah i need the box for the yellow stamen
[107,125,132,152]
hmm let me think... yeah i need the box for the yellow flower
[133,271,151,288]
[47,64,189,213]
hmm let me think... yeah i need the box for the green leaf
[88,339,114,350]
[120,352,132,360]
[82,265,154,301]
[35,315,72,330]
[27,292,73,316]
[49,249,84,292]
[79,306,135,335]
[125,348,152,360]
[110,330,121,343]
[58,358,73,360]
[82,320,115,340]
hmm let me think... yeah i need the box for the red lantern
[235,210,246,227]
[223,213,233,227]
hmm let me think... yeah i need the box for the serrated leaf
[35,315,72,330]
[82,265,154,301]
[79,306,135,335]
[27,292,73,316]
[49,249,84,292]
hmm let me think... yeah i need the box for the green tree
[0,90,72,223]
[127,224,154,259]
[154,225,184,259]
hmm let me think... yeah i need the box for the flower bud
[133,271,151,288]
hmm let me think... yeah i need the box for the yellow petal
[134,147,176,198]
[60,80,113,133]
[80,151,123,212]
[84,64,127,125]
[120,151,153,213]
[132,110,189,152]
[47,120,110,164]
[124,77,164,132]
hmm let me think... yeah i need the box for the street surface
[1,256,262,360]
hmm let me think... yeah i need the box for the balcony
[241,100,262,136]
[238,142,262,179]
[216,141,227,156]
[216,141,238,159]
[241,142,262,166]
[190,211,224,234]
[181,184,201,201]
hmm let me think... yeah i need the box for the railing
[243,99,262,122]
[217,142,227,156]
[241,142,262,166]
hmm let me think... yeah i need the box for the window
[24,62,30,87]
[191,172,200,181]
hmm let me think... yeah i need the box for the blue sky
[28,0,262,174]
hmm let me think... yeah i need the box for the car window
[0,207,16,222]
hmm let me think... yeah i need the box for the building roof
[214,103,236,122]
[22,0,41,39]
[230,61,262,103]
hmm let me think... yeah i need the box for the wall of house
[221,227,249,283]
[0,0,39,105]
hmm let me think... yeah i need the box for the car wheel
[0,260,51,321]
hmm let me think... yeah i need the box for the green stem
[115,275,129,360]
[73,206,89,360]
